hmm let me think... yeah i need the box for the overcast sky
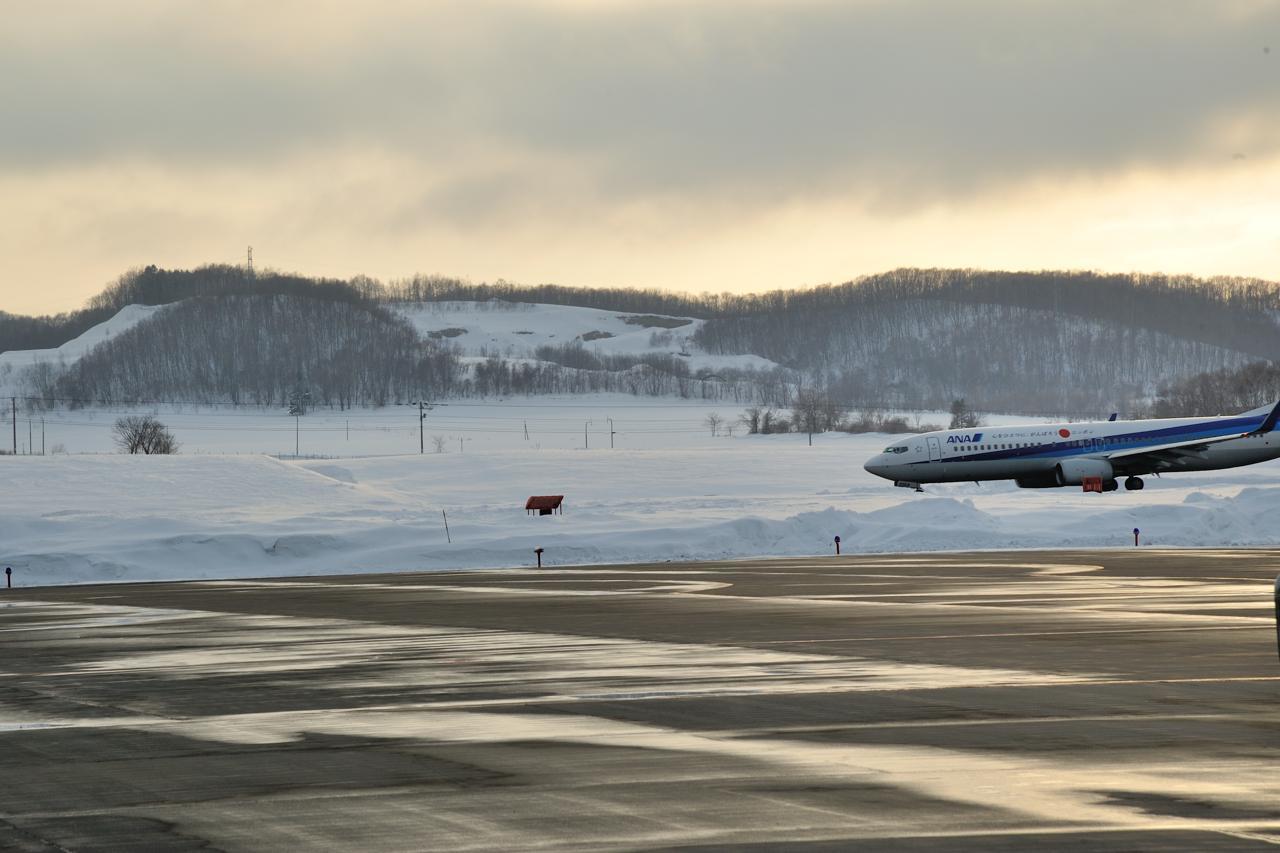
[3,0,1279,314]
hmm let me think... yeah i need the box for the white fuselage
[863,413,1280,486]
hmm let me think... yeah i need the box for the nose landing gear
[1124,476,1145,491]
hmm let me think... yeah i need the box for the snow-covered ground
[3,401,1280,586]
[10,398,800,456]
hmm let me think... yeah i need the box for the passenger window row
[957,436,1148,452]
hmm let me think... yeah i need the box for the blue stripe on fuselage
[918,414,1257,465]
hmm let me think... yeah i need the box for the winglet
[1250,400,1280,435]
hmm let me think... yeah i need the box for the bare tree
[819,395,847,431]
[739,407,762,434]
[792,389,846,444]
[791,389,824,436]
[431,435,447,453]
[113,416,179,454]
[704,412,724,436]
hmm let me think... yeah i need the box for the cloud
[1,1,1279,312]
[6,3,1280,188]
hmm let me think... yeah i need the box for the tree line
[735,391,947,437]
[17,263,1279,351]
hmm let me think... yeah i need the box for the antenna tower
[246,245,255,277]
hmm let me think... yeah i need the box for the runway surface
[3,550,1280,851]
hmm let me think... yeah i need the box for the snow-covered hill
[10,264,1278,413]
[4,286,1272,417]
[393,301,780,373]
[1,300,781,402]
[0,304,166,396]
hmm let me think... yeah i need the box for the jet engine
[1015,471,1062,489]
[1055,458,1114,486]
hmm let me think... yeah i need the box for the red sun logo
[1059,428,1071,438]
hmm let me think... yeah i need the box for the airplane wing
[1106,433,1247,465]
[1103,400,1280,470]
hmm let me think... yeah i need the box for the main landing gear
[1124,476,1145,491]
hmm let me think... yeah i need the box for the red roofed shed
[526,495,564,516]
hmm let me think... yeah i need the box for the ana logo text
[946,433,983,444]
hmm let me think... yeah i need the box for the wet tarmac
[3,550,1280,851]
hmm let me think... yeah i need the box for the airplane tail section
[1244,400,1280,435]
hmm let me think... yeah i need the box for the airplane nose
[864,456,887,477]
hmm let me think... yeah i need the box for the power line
[22,418,711,435]
[13,394,761,411]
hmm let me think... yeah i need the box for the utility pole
[608,417,615,449]
[287,388,307,457]
[584,420,591,450]
[41,418,45,456]
[10,398,15,456]
[28,414,32,456]
[524,420,529,441]
[411,400,432,453]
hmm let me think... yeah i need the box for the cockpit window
[883,446,908,454]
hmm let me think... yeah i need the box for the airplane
[863,401,1280,493]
